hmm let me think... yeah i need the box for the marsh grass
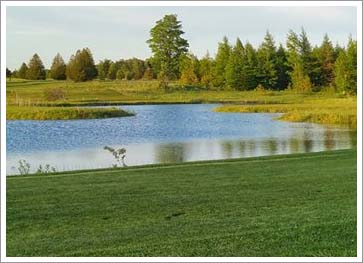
[215,97,357,128]
[6,106,134,120]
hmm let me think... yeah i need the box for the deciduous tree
[179,53,199,85]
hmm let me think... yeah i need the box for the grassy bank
[6,106,133,120]
[215,97,357,128]
[7,149,356,256]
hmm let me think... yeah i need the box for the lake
[6,104,356,175]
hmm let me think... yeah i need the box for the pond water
[6,104,356,175]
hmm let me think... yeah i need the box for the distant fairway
[7,149,357,256]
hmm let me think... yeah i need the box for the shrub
[44,88,66,101]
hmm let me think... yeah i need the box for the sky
[6,5,357,70]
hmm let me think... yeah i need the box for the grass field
[5,79,349,106]
[6,79,357,125]
[7,149,357,257]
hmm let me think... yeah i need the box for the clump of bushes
[44,87,66,101]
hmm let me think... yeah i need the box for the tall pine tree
[275,44,290,90]
[27,53,46,80]
[334,37,357,94]
[66,48,97,82]
[147,14,189,80]
[244,42,259,90]
[212,36,231,88]
[50,53,66,80]
[286,29,312,92]
[256,31,278,89]
[225,38,247,90]
[18,63,28,79]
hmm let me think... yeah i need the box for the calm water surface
[6,104,356,174]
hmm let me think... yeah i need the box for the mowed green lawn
[7,149,357,257]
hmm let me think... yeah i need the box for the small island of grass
[6,106,134,120]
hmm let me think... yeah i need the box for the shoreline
[7,148,356,178]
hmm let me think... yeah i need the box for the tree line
[6,14,357,94]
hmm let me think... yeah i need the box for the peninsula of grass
[6,105,133,120]
[7,149,356,257]
[215,97,357,128]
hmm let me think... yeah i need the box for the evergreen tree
[26,53,46,80]
[334,49,348,92]
[333,43,344,61]
[18,63,28,79]
[212,36,231,88]
[244,42,259,90]
[334,37,357,94]
[147,14,189,80]
[299,28,320,86]
[275,44,290,90]
[225,38,247,90]
[66,48,97,82]
[315,34,335,86]
[50,53,66,80]
[346,37,357,94]
[256,31,278,89]
[286,29,312,92]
